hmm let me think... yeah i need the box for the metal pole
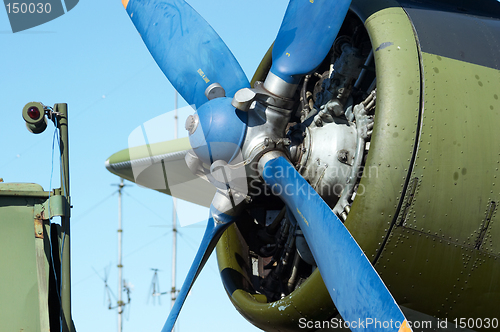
[118,178,125,332]
[171,92,178,328]
[171,192,177,309]
[57,103,74,332]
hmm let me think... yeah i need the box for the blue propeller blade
[270,0,352,85]
[122,0,250,109]
[262,156,412,332]
[161,205,235,332]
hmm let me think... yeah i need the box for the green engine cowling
[216,0,500,331]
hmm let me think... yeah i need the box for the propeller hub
[188,97,248,165]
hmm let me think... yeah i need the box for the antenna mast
[117,178,125,332]
[171,91,179,313]
[150,92,180,327]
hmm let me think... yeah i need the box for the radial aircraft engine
[106,0,500,331]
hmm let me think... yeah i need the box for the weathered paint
[216,224,336,332]
[0,183,51,332]
[216,2,423,330]
[216,0,500,330]
[345,3,421,262]
[376,51,500,320]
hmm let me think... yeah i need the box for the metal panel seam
[372,5,426,265]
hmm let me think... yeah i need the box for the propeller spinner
[121,1,413,331]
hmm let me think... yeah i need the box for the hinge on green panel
[42,195,69,219]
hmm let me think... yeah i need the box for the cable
[177,232,218,275]
[123,191,170,223]
[71,63,153,121]
[46,115,65,332]
[71,191,117,224]
[48,116,60,220]
[47,119,63,327]
[123,231,171,259]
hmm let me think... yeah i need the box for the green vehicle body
[0,104,75,332]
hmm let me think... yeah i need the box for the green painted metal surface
[345,5,421,261]
[215,3,424,330]
[377,52,500,322]
[0,102,73,332]
[216,224,336,332]
[0,183,51,332]
[105,1,500,330]
[216,2,500,330]
[44,194,70,218]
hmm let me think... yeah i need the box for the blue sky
[1,1,288,331]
